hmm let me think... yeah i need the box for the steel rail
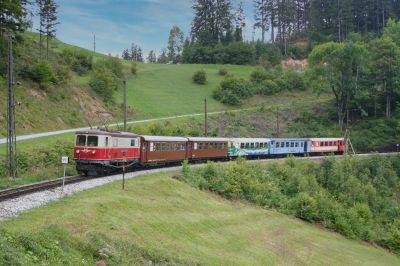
[0,175,85,201]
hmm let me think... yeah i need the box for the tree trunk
[39,24,42,59]
[271,15,275,43]
[46,34,49,60]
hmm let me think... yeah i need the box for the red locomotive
[74,130,140,176]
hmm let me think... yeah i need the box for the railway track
[0,175,85,201]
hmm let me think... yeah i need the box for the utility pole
[6,31,17,179]
[123,80,127,131]
[204,97,208,137]
[93,34,96,53]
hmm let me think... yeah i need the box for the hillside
[0,32,264,137]
[1,171,399,265]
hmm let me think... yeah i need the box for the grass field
[0,171,398,265]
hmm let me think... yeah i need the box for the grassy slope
[1,172,398,265]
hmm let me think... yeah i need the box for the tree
[0,0,28,36]
[253,0,270,43]
[43,0,59,59]
[308,42,368,130]
[147,50,157,63]
[190,0,233,45]
[122,48,130,60]
[157,48,168,64]
[369,37,400,118]
[36,0,59,59]
[137,47,143,62]
[130,43,138,61]
[167,26,184,62]
[234,1,246,41]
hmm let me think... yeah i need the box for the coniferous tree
[42,0,59,59]
[147,50,157,63]
[157,48,168,63]
[36,0,45,58]
[137,47,143,62]
[130,43,138,61]
[253,0,269,43]
[190,0,233,45]
[122,48,130,60]
[0,0,28,36]
[234,1,246,41]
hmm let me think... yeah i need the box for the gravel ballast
[0,167,182,221]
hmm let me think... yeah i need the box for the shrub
[284,70,306,91]
[288,44,309,60]
[89,68,116,101]
[250,68,269,84]
[260,80,279,95]
[61,49,92,75]
[95,56,123,78]
[131,62,137,75]
[192,70,207,84]
[218,67,228,76]
[31,60,56,90]
[213,76,253,106]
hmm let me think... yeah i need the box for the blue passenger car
[269,138,311,155]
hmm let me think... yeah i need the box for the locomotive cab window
[87,136,98,147]
[76,135,86,146]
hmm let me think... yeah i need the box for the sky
[32,0,259,57]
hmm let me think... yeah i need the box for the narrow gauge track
[0,175,86,201]
[0,152,398,203]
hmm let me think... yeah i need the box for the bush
[250,68,269,83]
[131,62,137,75]
[31,60,56,90]
[284,70,306,91]
[288,44,309,60]
[213,76,253,106]
[218,67,228,76]
[89,68,117,101]
[260,80,279,95]
[61,49,92,75]
[95,56,123,79]
[192,70,207,85]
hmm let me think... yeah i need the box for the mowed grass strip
[1,172,399,265]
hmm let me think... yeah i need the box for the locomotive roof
[187,137,230,142]
[75,130,138,138]
[141,135,188,142]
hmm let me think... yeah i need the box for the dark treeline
[182,0,400,65]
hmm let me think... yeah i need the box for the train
[73,129,346,176]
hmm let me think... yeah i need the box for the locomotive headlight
[92,151,96,154]
[76,150,80,154]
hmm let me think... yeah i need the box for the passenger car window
[286,142,289,147]
[130,139,136,147]
[87,136,98,147]
[291,142,294,147]
[76,135,86,146]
